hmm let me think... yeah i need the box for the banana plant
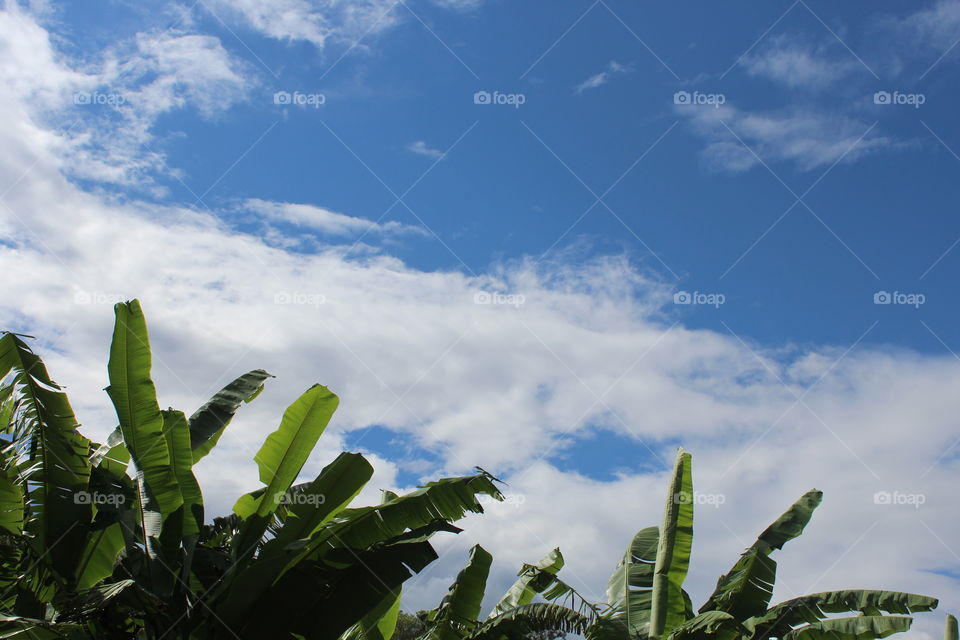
[0,300,503,639]
[408,449,938,640]
[410,544,594,640]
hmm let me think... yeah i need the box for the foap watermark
[874,291,925,308]
[674,291,725,308]
[674,90,726,108]
[474,291,526,308]
[479,493,526,507]
[873,91,925,108]
[275,492,326,507]
[674,491,726,508]
[873,490,925,509]
[73,289,125,305]
[473,90,526,108]
[73,91,126,106]
[274,91,326,108]
[74,491,125,506]
[274,291,326,307]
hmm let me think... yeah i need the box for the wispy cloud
[0,3,252,190]
[742,35,861,90]
[678,103,893,173]
[870,0,960,76]
[575,60,630,94]
[245,198,425,237]
[881,0,960,52]
[201,0,400,50]
[407,140,444,159]
[431,0,483,9]
[202,0,485,50]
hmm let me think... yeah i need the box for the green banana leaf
[216,473,497,631]
[651,448,695,638]
[190,369,273,464]
[73,439,133,589]
[748,590,938,638]
[106,301,183,520]
[783,615,914,640]
[0,615,87,639]
[53,578,163,622]
[700,489,823,620]
[88,426,124,468]
[664,610,747,640]
[0,332,92,586]
[0,383,13,431]
[605,525,659,637]
[259,452,374,558]
[235,539,440,640]
[467,602,591,640]
[73,524,126,591]
[301,470,502,562]
[230,383,339,563]
[156,410,205,602]
[340,588,401,640]
[161,410,204,538]
[424,545,493,640]
[488,547,564,618]
[947,615,958,640]
[0,450,23,611]
[0,462,22,536]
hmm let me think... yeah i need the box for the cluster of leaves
[411,450,948,640]
[0,301,503,639]
[0,300,952,640]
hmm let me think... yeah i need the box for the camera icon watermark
[73,91,126,106]
[673,291,725,308]
[873,490,925,509]
[873,91,925,108]
[73,289,125,305]
[74,491,125,506]
[273,91,326,108]
[473,90,526,109]
[674,90,725,108]
[275,492,326,506]
[274,291,326,307]
[674,491,725,508]
[473,291,526,308]
[479,493,526,507]
[873,291,925,308]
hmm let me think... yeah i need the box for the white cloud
[129,32,251,118]
[203,0,483,50]
[429,0,482,10]
[0,5,957,636]
[575,60,630,94]
[869,0,960,76]
[743,35,862,89]
[244,197,425,236]
[678,102,895,173]
[0,1,251,189]
[883,0,960,53]
[407,140,444,159]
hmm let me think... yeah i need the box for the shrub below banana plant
[0,300,502,639]
[415,449,938,640]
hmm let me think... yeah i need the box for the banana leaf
[700,490,823,620]
[651,448,695,638]
[190,369,273,463]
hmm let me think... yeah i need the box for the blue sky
[61,0,960,354]
[2,0,960,627]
